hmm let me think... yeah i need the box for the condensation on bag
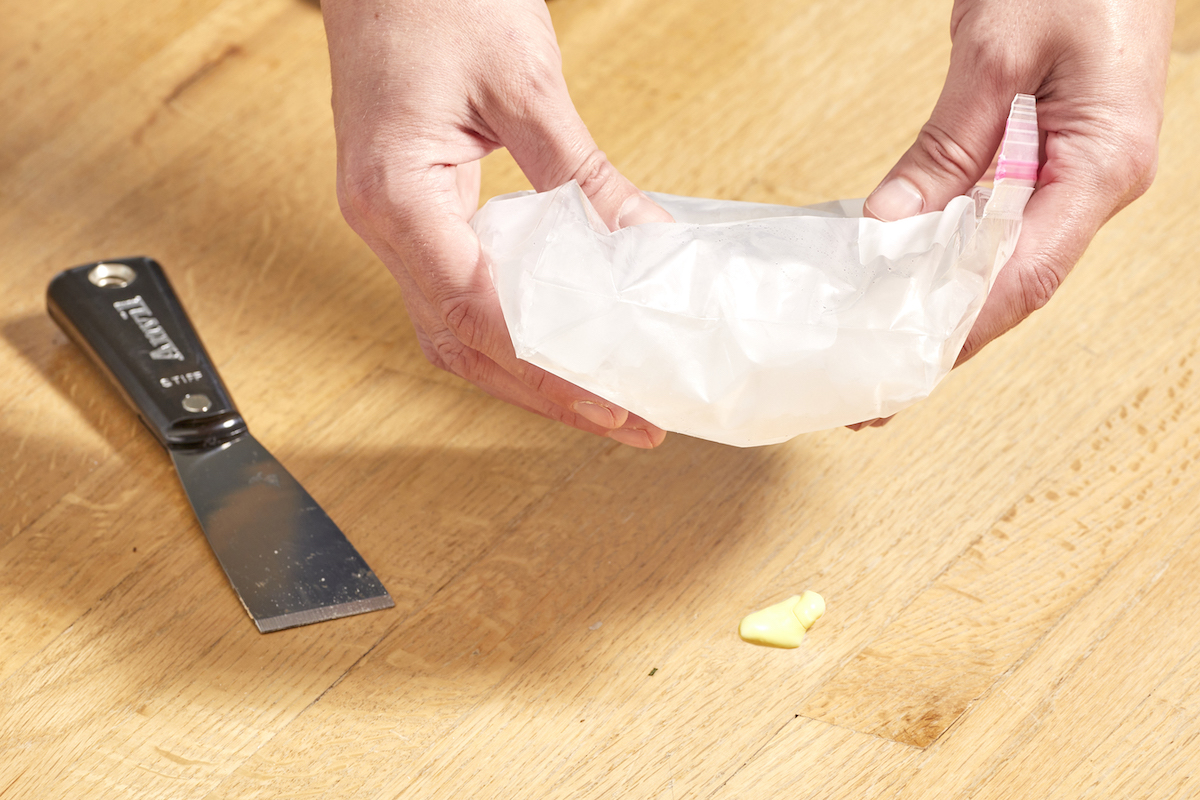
[472,95,1039,446]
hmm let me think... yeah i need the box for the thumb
[865,74,1016,221]
[485,76,672,230]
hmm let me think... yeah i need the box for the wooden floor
[3,0,1199,797]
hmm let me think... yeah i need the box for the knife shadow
[1,311,170,542]
[3,299,819,729]
[3,300,810,643]
[250,423,815,676]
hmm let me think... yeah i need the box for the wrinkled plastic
[472,95,1038,446]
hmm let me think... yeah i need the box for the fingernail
[573,400,618,429]
[608,427,654,449]
[865,177,925,221]
[617,193,673,228]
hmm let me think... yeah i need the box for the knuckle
[492,44,564,122]
[913,122,983,184]
[1083,124,1160,207]
[438,292,489,354]
[1117,130,1160,199]
[336,167,386,227]
[954,35,1028,90]
[337,160,426,241]
[515,361,550,396]
[426,324,481,380]
[572,150,619,197]
[521,47,564,96]
[1018,257,1066,314]
[415,331,449,372]
[542,403,579,428]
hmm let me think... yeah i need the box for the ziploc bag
[472,95,1039,446]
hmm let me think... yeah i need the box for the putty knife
[47,257,394,632]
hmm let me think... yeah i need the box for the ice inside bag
[472,95,1039,446]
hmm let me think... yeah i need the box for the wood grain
[2,0,1198,797]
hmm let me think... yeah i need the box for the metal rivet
[87,262,137,288]
[182,393,212,413]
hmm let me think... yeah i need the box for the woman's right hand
[321,0,673,448]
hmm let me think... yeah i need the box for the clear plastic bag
[472,95,1038,446]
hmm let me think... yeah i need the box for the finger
[956,125,1151,363]
[864,57,1018,221]
[956,182,1093,364]
[351,182,667,442]
[607,413,668,449]
[846,414,894,431]
[480,63,673,230]
[410,296,665,448]
[396,183,625,420]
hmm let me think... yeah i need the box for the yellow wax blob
[738,591,825,648]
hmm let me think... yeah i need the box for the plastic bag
[472,95,1038,446]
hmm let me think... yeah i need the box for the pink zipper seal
[983,94,1038,220]
[995,94,1039,183]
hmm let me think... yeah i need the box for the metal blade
[171,434,393,632]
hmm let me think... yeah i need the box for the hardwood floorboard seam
[406,435,615,599]
[705,713,923,800]
[908,519,1200,799]
[916,482,1194,756]
[0,523,220,696]
[701,714,801,800]
[195,623,404,800]
[0,455,184,693]
[190,436,616,798]
[811,384,1182,734]
[1025,526,1200,799]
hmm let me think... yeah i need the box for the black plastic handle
[47,256,247,450]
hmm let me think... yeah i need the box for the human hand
[864,0,1173,367]
[321,0,672,448]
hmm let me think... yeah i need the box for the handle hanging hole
[87,263,137,288]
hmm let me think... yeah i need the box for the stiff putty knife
[47,256,394,633]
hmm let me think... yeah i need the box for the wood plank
[0,316,142,544]
[1175,0,1200,54]
[799,44,1200,745]
[974,514,1200,797]
[803,336,1200,745]
[554,0,949,203]
[0,367,607,796]
[201,211,1200,797]
[717,456,1200,797]
[710,45,1200,773]
[202,432,799,797]
[0,0,313,545]
[892,454,1200,799]
[0,0,226,175]
[2,0,1198,797]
